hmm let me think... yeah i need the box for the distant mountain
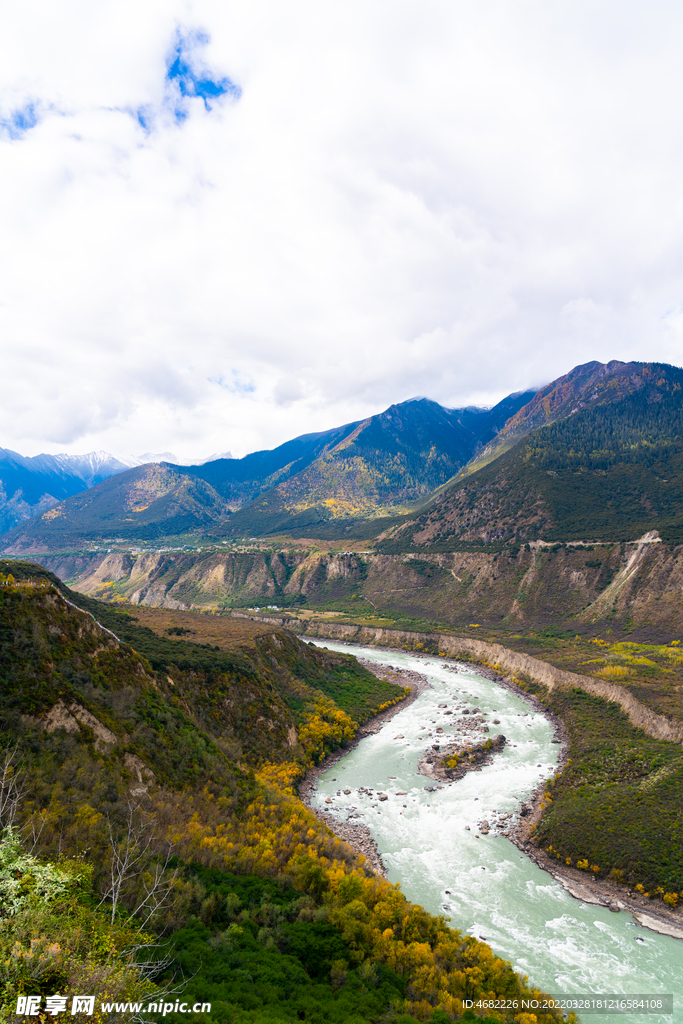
[0,419,379,550]
[0,446,237,537]
[456,359,657,480]
[135,451,233,465]
[0,463,230,551]
[0,392,536,551]
[194,450,233,464]
[0,448,141,534]
[377,360,683,551]
[136,451,181,464]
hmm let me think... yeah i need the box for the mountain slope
[378,361,683,551]
[213,392,537,538]
[0,449,241,538]
[0,463,231,551]
[175,420,364,508]
[457,359,664,479]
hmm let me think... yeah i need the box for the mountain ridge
[5,358,681,554]
[378,360,683,552]
[0,447,142,534]
[0,447,240,537]
[454,359,666,480]
[195,392,537,539]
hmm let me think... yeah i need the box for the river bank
[306,637,683,1017]
[298,658,432,876]
[510,774,683,940]
[237,612,683,744]
[304,635,683,942]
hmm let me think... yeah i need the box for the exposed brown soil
[129,604,277,648]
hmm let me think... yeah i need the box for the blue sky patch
[135,106,152,132]
[0,102,40,140]
[166,30,241,123]
[210,372,256,395]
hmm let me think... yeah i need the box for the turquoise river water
[308,640,681,1024]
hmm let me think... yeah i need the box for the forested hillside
[381,362,683,551]
[5,360,683,556]
[455,359,676,479]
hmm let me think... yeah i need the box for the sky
[2,1,683,461]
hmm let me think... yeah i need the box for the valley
[305,641,683,1016]
[3,357,683,1022]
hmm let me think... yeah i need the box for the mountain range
[0,447,233,535]
[3,358,683,555]
[379,359,683,551]
[0,391,535,550]
[0,448,136,534]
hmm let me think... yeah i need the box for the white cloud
[1,0,683,459]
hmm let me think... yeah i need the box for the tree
[100,800,178,928]
[0,747,27,832]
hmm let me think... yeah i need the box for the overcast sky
[2,1,683,460]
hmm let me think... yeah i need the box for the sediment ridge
[235,613,683,746]
[419,733,507,784]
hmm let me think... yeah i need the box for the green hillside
[0,560,399,769]
[379,362,683,552]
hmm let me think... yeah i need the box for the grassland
[532,684,683,900]
[484,629,683,721]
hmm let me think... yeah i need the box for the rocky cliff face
[35,533,683,637]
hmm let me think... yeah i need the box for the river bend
[308,641,681,1024]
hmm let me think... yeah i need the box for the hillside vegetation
[532,683,683,899]
[0,561,567,1023]
[454,358,672,480]
[381,362,683,551]
[0,463,232,549]
[0,829,159,1022]
[216,396,535,539]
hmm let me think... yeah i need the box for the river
[308,640,681,1024]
